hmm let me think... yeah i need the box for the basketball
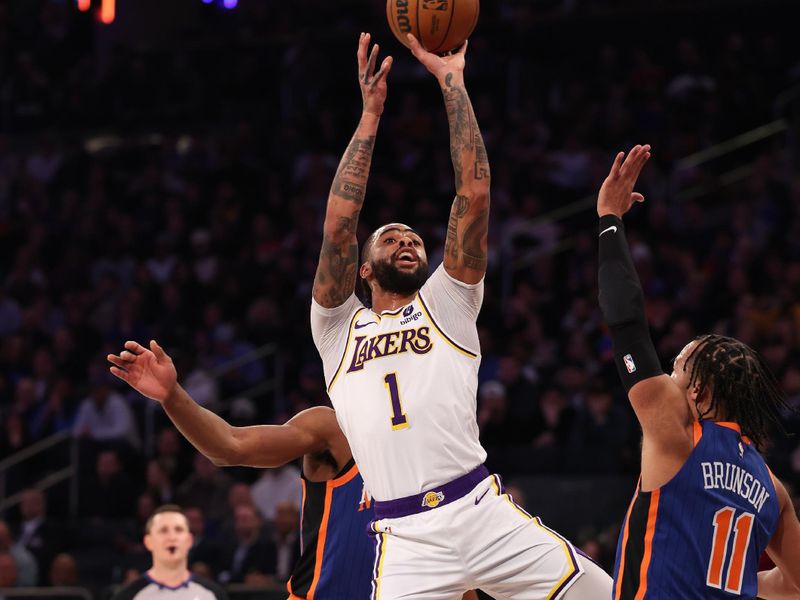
[386,0,479,55]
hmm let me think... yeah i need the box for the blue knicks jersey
[613,420,780,599]
[287,460,375,600]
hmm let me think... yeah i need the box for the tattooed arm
[407,35,490,284]
[313,33,393,308]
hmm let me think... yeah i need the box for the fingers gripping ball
[387,0,479,55]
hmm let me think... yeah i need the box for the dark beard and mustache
[371,257,429,296]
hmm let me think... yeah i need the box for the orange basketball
[386,0,479,55]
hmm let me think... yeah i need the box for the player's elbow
[463,183,490,203]
[208,431,245,467]
[208,453,234,467]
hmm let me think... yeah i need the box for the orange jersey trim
[330,463,359,488]
[633,488,660,600]
[302,464,360,599]
[693,421,703,446]
[306,485,333,600]
[614,484,640,600]
[287,479,309,597]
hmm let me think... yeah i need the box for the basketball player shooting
[310,32,610,600]
[596,145,800,599]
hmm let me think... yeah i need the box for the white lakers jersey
[311,264,487,501]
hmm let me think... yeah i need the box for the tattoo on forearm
[442,73,490,189]
[461,209,488,271]
[331,133,376,204]
[445,194,470,259]
[313,236,359,306]
[474,135,489,180]
[443,73,472,190]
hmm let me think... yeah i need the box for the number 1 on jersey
[383,373,409,430]
[706,506,755,594]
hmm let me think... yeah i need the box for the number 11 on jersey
[384,373,409,430]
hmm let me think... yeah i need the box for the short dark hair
[685,335,792,449]
[144,504,186,534]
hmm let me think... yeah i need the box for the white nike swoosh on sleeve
[599,225,618,236]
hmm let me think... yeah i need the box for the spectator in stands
[175,453,233,527]
[0,520,37,586]
[145,459,176,505]
[271,501,300,583]
[153,428,191,487]
[217,504,276,585]
[13,488,65,584]
[79,449,137,518]
[185,506,221,578]
[532,385,576,449]
[72,363,140,450]
[49,552,80,586]
[250,463,302,524]
[0,552,18,587]
[570,380,635,473]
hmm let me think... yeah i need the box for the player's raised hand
[108,340,177,403]
[597,144,651,218]
[358,33,393,117]
[406,33,466,82]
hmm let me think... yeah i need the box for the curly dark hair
[685,334,792,450]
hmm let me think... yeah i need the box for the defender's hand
[406,34,467,83]
[597,144,651,218]
[359,33,393,117]
[108,340,177,403]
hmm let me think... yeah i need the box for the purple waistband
[373,465,489,520]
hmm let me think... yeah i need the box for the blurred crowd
[1,0,800,594]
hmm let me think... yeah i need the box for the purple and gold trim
[370,527,387,600]
[491,473,582,600]
[373,465,488,520]
[534,516,582,599]
[417,292,478,358]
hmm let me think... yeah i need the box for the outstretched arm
[108,340,342,467]
[596,146,695,484]
[313,33,392,308]
[407,35,490,284]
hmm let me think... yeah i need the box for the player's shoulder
[311,293,364,316]
[290,405,338,427]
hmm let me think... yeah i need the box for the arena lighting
[77,0,91,11]
[223,0,238,8]
[100,0,115,23]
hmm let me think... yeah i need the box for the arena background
[0,0,799,598]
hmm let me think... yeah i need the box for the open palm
[108,340,177,403]
[597,144,651,218]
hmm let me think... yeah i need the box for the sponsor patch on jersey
[400,310,423,325]
[403,305,414,317]
[623,353,637,373]
[421,491,445,508]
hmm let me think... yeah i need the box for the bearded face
[370,253,429,296]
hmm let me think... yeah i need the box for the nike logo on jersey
[475,488,490,505]
[599,225,618,236]
[354,321,377,329]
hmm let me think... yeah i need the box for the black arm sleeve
[597,214,663,391]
